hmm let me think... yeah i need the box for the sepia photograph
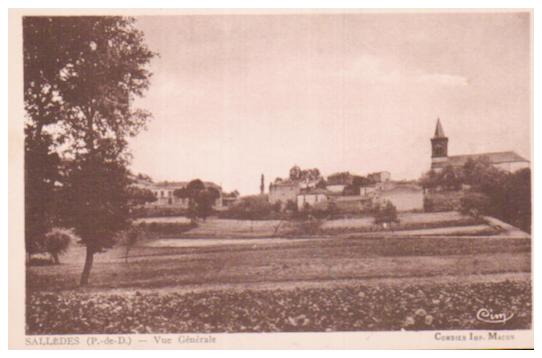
[8,8,533,349]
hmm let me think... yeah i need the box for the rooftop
[146,181,222,190]
[433,151,529,168]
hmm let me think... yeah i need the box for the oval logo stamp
[476,308,514,324]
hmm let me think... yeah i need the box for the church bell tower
[430,118,449,170]
[431,118,448,158]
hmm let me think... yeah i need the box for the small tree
[122,226,142,263]
[186,179,205,195]
[373,201,399,228]
[62,154,133,285]
[42,228,74,264]
[174,180,220,221]
[194,187,220,221]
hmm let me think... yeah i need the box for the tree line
[420,158,531,233]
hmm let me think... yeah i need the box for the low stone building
[334,195,373,212]
[136,180,224,209]
[297,189,330,209]
[376,183,424,212]
[268,181,300,206]
[367,171,391,183]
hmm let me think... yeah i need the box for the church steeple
[434,118,446,138]
[431,118,448,158]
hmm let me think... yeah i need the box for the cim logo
[476,308,514,324]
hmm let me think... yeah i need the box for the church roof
[433,151,529,168]
[434,118,446,138]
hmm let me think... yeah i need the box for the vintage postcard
[8,9,533,349]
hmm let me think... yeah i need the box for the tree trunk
[80,246,95,286]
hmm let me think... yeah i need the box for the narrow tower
[260,174,265,195]
[431,118,449,169]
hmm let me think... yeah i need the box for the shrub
[293,217,323,235]
[135,221,197,238]
[272,200,283,212]
[284,200,298,213]
[218,195,274,220]
[460,192,491,218]
[131,206,189,218]
[372,201,399,227]
[119,226,145,262]
[41,228,75,264]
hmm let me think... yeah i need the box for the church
[430,118,529,173]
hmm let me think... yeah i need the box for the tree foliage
[459,192,491,219]
[421,158,531,232]
[126,186,157,207]
[225,195,274,220]
[173,179,220,221]
[372,201,399,226]
[24,134,61,255]
[42,228,74,264]
[288,166,321,181]
[23,16,156,285]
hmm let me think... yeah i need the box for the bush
[41,228,75,264]
[131,206,189,218]
[272,200,283,212]
[460,192,491,218]
[284,200,298,213]
[218,195,274,220]
[119,226,145,262]
[135,222,197,238]
[372,201,399,227]
[292,217,323,235]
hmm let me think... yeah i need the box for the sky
[128,11,531,195]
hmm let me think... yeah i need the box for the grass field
[27,235,530,292]
[135,211,516,238]
[26,231,531,333]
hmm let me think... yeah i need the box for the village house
[375,182,424,212]
[268,180,301,205]
[431,118,529,172]
[368,171,391,183]
[295,168,424,212]
[296,188,330,209]
[326,171,355,193]
[269,177,320,206]
[135,180,225,210]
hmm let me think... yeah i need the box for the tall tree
[23,17,68,258]
[23,16,156,285]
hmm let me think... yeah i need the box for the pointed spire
[434,117,446,138]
